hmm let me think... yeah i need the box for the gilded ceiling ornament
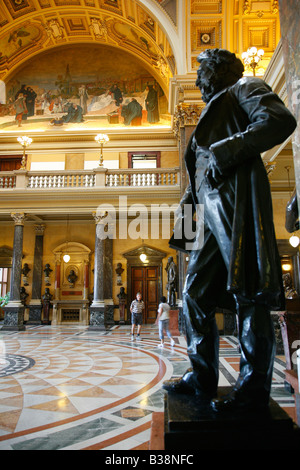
[243,0,251,15]
[45,19,64,41]
[272,1,279,14]
[89,18,108,39]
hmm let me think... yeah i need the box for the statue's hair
[197,48,244,79]
[196,48,244,102]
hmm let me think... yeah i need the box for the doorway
[131,266,159,324]
[0,156,22,171]
[123,244,167,325]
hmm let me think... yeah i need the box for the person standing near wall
[130,292,144,341]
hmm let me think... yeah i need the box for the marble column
[51,257,61,325]
[104,237,114,327]
[28,225,45,325]
[83,261,89,300]
[278,1,300,209]
[89,211,107,330]
[173,104,203,331]
[54,259,61,300]
[2,212,26,331]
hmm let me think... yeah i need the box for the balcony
[0,167,181,220]
[0,167,180,190]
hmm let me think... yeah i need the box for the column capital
[11,212,26,226]
[34,224,46,235]
[173,103,204,139]
[92,210,108,224]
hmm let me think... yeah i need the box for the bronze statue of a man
[163,48,297,412]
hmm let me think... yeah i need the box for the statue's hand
[204,157,223,189]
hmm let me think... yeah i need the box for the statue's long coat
[179,77,297,311]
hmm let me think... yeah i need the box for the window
[0,267,10,297]
[128,152,161,169]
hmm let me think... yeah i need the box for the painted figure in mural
[163,48,297,413]
[14,93,27,127]
[79,84,89,115]
[121,98,143,125]
[145,85,159,123]
[62,102,84,123]
[110,84,123,107]
[15,84,27,100]
[25,86,37,117]
[15,85,28,121]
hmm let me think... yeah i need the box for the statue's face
[195,61,215,103]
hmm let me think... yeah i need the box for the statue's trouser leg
[182,227,229,395]
[183,176,276,399]
[234,299,275,402]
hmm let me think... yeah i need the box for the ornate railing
[106,168,179,187]
[27,171,96,188]
[0,168,180,190]
[0,174,16,188]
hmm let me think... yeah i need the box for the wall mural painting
[1,44,170,131]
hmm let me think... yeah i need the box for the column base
[27,304,43,325]
[105,299,114,327]
[89,302,106,331]
[2,304,25,331]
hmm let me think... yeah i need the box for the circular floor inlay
[0,354,35,377]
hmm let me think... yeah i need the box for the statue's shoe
[210,389,269,413]
[162,376,216,401]
[162,377,195,395]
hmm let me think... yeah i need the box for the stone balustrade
[0,167,180,190]
[106,168,179,187]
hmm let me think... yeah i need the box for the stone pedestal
[2,303,25,331]
[89,301,106,331]
[28,302,43,325]
[164,387,300,450]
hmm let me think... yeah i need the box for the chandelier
[242,47,264,76]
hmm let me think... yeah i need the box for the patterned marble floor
[0,324,296,450]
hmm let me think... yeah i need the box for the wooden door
[131,266,159,324]
[0,156,22,171]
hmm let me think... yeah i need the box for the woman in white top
[155,296,175,348]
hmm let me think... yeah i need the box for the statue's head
[196,48,244,103]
